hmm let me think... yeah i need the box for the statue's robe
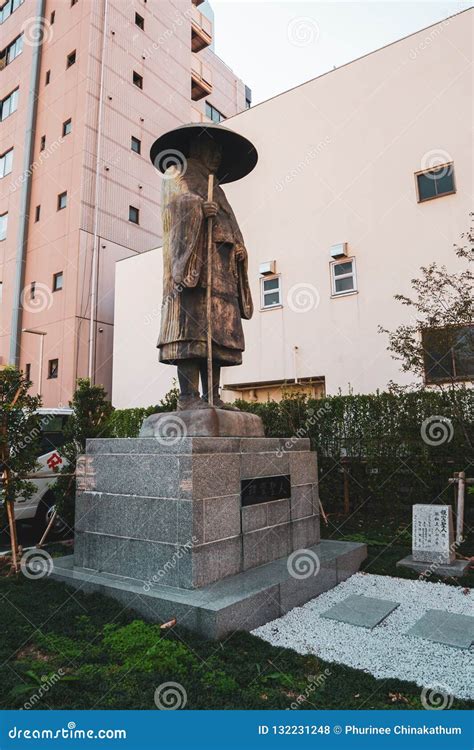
[158,158,253,365]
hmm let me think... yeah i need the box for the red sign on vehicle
[47,452,63,470]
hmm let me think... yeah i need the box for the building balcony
[191,5,212,52]
[191,55,212,101]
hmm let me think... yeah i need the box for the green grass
[0,560,472,711]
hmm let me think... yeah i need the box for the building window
[331,258,357,296]
[40,135,46,151]
[25,363,31,381]
[416,164,455,202]
[0,148,13,178]
[45,69,51,85]
[261,275,282,309]
[66,50,76,68]
[0,0,25,24]
[30,281,36,299]
[53,271,63,291]
[422,326,473,384]
[50,9,55,23]
[0,88,19,121]
[62,118,72,136]
[129,205,139,224]
[0,33,23,68]
[57,191,67,210]
[205,102,224,123]
[34,205,40,222]
[135,12,144,29]
[48,359,59,379]
[132,71,143,89]
[0,212,7,241]
[71,0,78,5]
[131,136,141,154]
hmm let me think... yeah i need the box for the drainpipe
[88,0,109,382]
[9,0,46,366]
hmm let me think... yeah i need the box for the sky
[210,1,472,104]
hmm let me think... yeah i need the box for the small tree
[54,379,113,528]
[0,367,42,570]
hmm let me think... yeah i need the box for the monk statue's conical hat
[150,122,258,184]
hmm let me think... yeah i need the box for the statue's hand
[202,201,218,218]
[235,245,247,262]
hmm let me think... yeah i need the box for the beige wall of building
[112,9,473,409]
[0,0,249,406]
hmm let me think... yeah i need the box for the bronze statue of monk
[150,125,258,411]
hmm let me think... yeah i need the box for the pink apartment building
[0,0,250,406]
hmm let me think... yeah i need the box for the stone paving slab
[320,594,399,629]
[406,609,474,650]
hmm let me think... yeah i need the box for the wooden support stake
[206,174,215,406]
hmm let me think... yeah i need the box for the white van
[14,407,73,534]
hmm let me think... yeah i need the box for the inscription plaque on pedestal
[412,504,455,564]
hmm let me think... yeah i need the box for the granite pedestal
[52,435,367,638]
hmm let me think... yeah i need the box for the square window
[331,258,357,296]
[416,163,455,202]
[0,148,13,178]
[53,271,63,291]
[133,71,143,89]
[135,12,144,29]
[261,275,282,308]
[45,69,51,85]
[48,358,59,379]
[422,326,473,384]
[66,50,76,68]
[1,88,19,122]
[131,136,141,154]
[35,205,41,222]
[129,205,139,224]
[0,212,8,241]
[62,118,72,136]
[57,191,67,210]
[40,135,46,151]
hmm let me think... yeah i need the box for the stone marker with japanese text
[412,504,455,564]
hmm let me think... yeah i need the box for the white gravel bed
[252,573,473,700]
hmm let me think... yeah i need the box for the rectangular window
[25,363,31,381]
[331,258,357,296]
[53,271,63,291]
[50,9,55,23]
[133,71,143,89]
[416,164,455,202]
[0,147,13,178]
[71,0,78,5]
[34,205,40,222]
[131,136,141,154]
[45,69,50,85]
[66,50,76,68]
[57,191,67,210]
[129,205,139,224]
[40,135,46,151]
[62,118,72,136]
[30,281,36,299]
[0,0,25,24]
[0,212,7,241]
[0,33,23,68]
[261,275,282,309]
[0,88,19,121]
[205,101,225,123]
[422,326,474,384]
[135,12,144,29]
[48,359,59,379]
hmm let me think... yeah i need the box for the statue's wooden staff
[206,173,215,407]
